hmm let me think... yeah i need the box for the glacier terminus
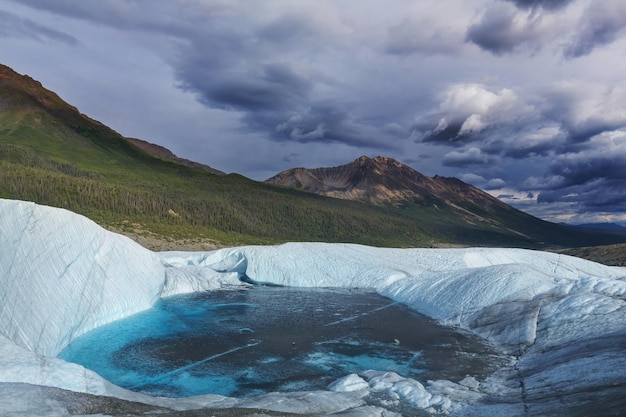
[0,198,625,416]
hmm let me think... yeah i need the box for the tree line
[0,154,427,246]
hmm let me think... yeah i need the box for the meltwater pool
[59,286,504,398]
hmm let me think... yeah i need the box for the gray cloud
[414,80,626,160]
[529,131,626,214]
[414,120,465,143]
[384,15,463,56]
[460,173,506,189]
[162,3,409,150]
[465,3,545,55]
[176,46,398,149]
[443,147,500,167]
[469,0,626,60]
[0,9,77,44]
[538,179,626,213]
[3,0,626,224]
[542,81,626,144]
[413,83,539,148]
[563,0,626,58]
[186,63,313,112]
[502,0,575,11]
[549,140,626,188]
[6,0,200,36]
[271,102,403,149]
[257,12,322,45]
[410,77,626,217]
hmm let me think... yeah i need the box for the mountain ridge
[0,64,226,177]
[125,137,226,176]
[267,155,510,211]
[0,64,119,139]
[2,62,625,249]
[0,64,437,247]
[573,222,626,231]
[265,155,539,237]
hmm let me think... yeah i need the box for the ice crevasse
[1,198,625,416]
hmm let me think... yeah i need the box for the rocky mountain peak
[266,156,510,212]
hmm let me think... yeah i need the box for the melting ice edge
[1,198,625,416]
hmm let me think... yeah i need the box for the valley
[2,63,625,253]
[0,62,624,415]
[1,3,626,416]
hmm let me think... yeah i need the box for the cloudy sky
[1,0,626,225]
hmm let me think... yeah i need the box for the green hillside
[1,64,624,249]
[0,65,433,247]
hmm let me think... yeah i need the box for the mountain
[267,155,509,210]
[125,137,226,176]
[266,155,527,226]
[2,63,625,249]
[0,64,434,248]
[266,156,626,247]
[573,222,626,231]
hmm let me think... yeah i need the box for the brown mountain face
[5,62,626,248]
[0,64,119,138]
[126,138,225,176]
[266,155,512,213]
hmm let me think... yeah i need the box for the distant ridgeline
[1,63,625,248]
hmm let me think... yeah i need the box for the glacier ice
[0,199,166,357]
[1,198,625,416]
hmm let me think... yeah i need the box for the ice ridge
[1,199,625,416]
[0,199,166,356]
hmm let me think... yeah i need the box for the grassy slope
[0,105,437,247]
[390,197,626,249]
[2,65,625,249]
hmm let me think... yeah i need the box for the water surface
[60,287,503,398]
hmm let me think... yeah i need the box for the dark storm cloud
[177,53,396,149]
[538,179,626,213]
[186,63,313,112]
[168,7,406,150]
[465,3,544,55]
[561,122,624,146]
[528,131,626,214]
[0,9,77,44]
[548,148,626,188]
[502,0,575,11]
[270,102,402,149]
[563,1,626,58]
[502,143,552,159]
[4,0,626,223]
[469,0,626,60]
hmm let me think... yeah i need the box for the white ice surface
[0,200,166,356]
[1,199,625,416]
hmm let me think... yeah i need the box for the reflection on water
[59,287,504,398]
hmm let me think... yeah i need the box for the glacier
[0,198,625,416]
